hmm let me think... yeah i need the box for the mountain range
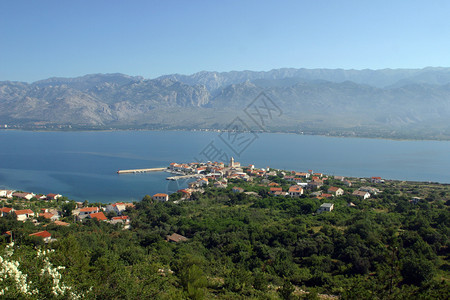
[1,67,450,139]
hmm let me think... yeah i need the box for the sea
[0,130,449,203]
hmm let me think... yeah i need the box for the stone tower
[230,157,235,168]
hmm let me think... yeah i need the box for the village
[0,156,405,244]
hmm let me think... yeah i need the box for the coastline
[1,127,449,142]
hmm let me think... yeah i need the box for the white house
[328,187,344,196]
[152,193,169,202]
[46,193,62,200]
[0,207,14,217]
[288,185,303,197]
[29,231,52,243]
[79,207,100,215]
[317,203,334,213]
[352,190,370,199]
[105,202,134,215]
[14,209,35,221]
[359,186,381,195]
[12,192,34,200]
[0,190,14,198]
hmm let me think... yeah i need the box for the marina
[117,167,167,174]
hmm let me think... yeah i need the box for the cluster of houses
[156,159,386,214]
[1,192,135,242]
[0,190,62,201]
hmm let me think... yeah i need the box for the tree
[401,257,434,286]
[61,201,77,217]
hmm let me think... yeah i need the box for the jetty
[166,174,205,181]
[117,167,167,174]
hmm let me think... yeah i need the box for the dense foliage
[1,179,449,299]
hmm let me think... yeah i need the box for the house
[311,191,322,197]
[0,190,14,198]
[0,207,14,217]
[214,181,227,188]
[334,176,345,181]
[14,209,35,221]
[268,182,280,187]
[46,193,62,200]
[307,181,323,189]
[321,193,333,198]
[359,186,381,195]
[288,186,303,197]
[317,203,334,213]
[34,194,46,200]
[152,193,169,202]
[344,180,352,187]
[269,187,283,195]
[39,212,59,221]
[295,172,310,178]
[105,202,134,215]
[352,190,370,199]
[371,177,384,184]
[328,187,344,196]
[29,231,52,243]
[232,187,244,193]
[79,207,99,215]
[178,189,192,199]
[88,212,107,221]
[166,233,188,243]
[12,192,34,200]
[111,215,130,225]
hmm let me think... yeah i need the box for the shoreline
[1,127,450,142]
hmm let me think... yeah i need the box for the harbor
[117,167,167,174]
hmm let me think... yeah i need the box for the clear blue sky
[1,0,449,82]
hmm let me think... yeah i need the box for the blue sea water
[0,130,449,203]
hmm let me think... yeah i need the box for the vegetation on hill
[1,177,449,299]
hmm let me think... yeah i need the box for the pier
[117,167,167,174]
[166,174,205,181]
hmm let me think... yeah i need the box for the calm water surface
[0,130,448,203]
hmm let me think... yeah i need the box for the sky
[1,0,450,82]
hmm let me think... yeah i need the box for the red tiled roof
[89,212,107,221]
[54,221,70,226]
[47,193,57,197]
[112,216,129,220]
[29,231,51,239]
[328,187,340,192]
[14,209,34,215]
[153,193,168,197]
[270,187,282,192]
[322,193,333,198]
[289,186,303,192]
[80,207,99,212]
[39,212,54,219]
[0,207,13,213]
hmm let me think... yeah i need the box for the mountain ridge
[1,67,450,139]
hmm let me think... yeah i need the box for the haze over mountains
[1,67,450,139]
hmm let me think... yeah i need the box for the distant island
[1,67,450,140]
